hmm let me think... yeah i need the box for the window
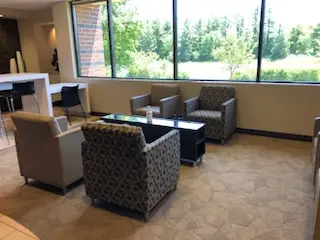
[112,0,173,79]
[259,0,320,82]
[71,0,320,83]
[73,1,111,77]
[177,0,261,80]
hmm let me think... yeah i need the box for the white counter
[0,73,53,116]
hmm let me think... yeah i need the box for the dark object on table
[101,114,206,166]
[184,85,236,144]
[81,122,180,220]
[60,85,87,125]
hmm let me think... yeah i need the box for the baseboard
[91,112,110,117]
[236,128,312,142]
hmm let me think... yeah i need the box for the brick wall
[75,4,106,77]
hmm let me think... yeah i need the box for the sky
[124,0,320,30]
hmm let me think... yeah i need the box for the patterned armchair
[314,169,320,239]
[81,122,180,219]
[184,85,236,143]
[312,117,320,185]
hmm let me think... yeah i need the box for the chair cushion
[151,84,179,106]
[134,106,161,117]
[188,110,222,123]
[200,85,235,111]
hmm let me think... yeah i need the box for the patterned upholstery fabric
[314,170,320,239]
[199,85,235,111]
[81,122,181,217]
[184,85,237,141]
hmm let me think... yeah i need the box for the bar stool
[61,85,87,125]
[0,106,9,145]
[0,82,40,113]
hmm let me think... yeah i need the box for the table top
[101,114,205,130]
[0,73,49,83]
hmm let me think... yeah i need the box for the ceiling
[0,0,63,11]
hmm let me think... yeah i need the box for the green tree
[198,32,221,61]
[102,2,142,68]
[219,16,230,37]
[289,25,310,55]
[263,8,276,58]
[252,7,260,58]
[311,24,320,55]
[236,15,245,38]
[178,20,192,62]
[270,26,289,60]
[138,22,156,53]
[214,34,254,79]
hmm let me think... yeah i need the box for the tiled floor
[0,214,39,239]
[0,134,314,240]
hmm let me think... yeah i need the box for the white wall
[18,9,60,83]
[52,0,320,136]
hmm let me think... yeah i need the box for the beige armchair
[11,112,85,194]
[130,83,180,118]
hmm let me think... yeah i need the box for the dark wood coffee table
[101,114,206,166]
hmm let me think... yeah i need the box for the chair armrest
[184,97,199,116]
[55,127,85,185]
[221,98,237,124]
[314,117,320,137]
[130,94,151,113]
[143,130,180,192]
[55,116,68,132]
[160,95,179,118]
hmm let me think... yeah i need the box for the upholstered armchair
[81,122,180,219]
[130,83,180,118]
[312,117,320,185]
[184,85,236,143]
[11,112,84,194]
[314,170,320,239]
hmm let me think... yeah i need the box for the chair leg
[10,98,15,112]
[64,108,72,126]
[0,108,9,145]
[33,94,41,114]
[79,102,87,123]
[24,177,29,184]
[62,187,67,195]
[5,98,12,112]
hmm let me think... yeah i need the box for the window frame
[71,0,320,84]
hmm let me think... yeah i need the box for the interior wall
[18,9,60,83]
[52,0,320,137]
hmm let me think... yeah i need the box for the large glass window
[259,0,320,82]
[73,2,111,77]
[177,0,261,80]
[72,0,320,83]
[112,0,173,79]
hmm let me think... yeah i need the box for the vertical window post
[173,0,178,79]
[256,0,266,82]
[107,0,116,77]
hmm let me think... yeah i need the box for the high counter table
[0,73,53,116]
